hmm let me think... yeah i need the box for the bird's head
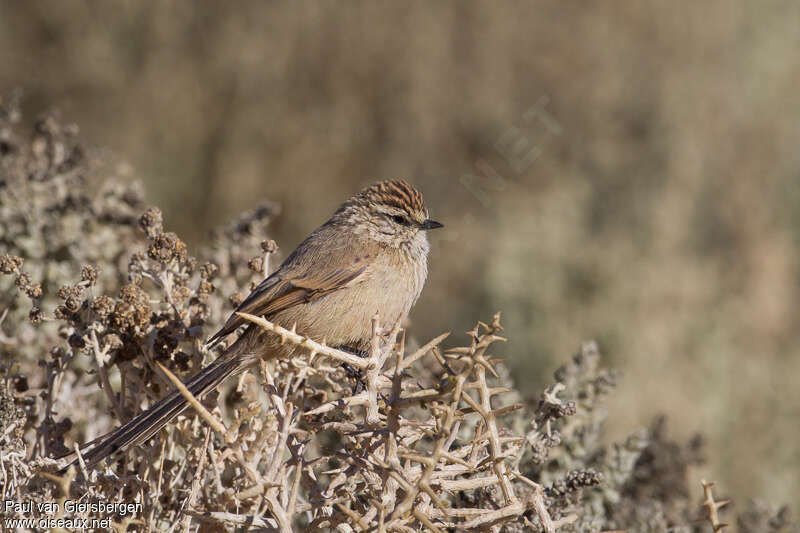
[336,179,443,248]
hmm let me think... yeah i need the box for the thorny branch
[701,479,730,532]
[203,311,580,532]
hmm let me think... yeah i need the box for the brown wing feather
[260,267,367,314]
[206,262,367,346]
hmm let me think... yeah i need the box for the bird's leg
[337,346,368,394]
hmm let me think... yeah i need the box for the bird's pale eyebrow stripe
[376,206,402,216]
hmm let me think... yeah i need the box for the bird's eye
[390,214,410,226]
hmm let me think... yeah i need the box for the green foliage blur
[2,1,799,506]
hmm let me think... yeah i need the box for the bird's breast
[271,250,427,351]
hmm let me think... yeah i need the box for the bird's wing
[206,244,369,346]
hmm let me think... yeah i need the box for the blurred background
[2,1,799,505]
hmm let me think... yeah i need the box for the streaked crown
[356,179,428,220]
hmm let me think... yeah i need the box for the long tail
[67,351,247,471]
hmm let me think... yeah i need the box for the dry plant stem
[413,508,445,533]
[336,503,371,530]
[473,360,515,503]
[304,391,370,416]
[262,247,272,279]
[265,400,294,484]
[237,312,371,369]
[150,439,167,527]
[374,332,406,533]
[181,427,211,533]
[90,329,124,421]
[306,333,451,418]
[397,332,450,372]
[388,372,467,524]
[38,467,75,533]
[0,455,7,501]
[701,479,730,532]
[460,500,530,529]
[286,445,304,518]
[512,471,578,532]
[155,362,228,435]
[72,442,89,481]
[365,313,385,426]
[266,494,293,533]
[257,360,301,533]
[38,356,67,456]
[0,306,13,345]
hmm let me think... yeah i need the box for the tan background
[2,1,799,505]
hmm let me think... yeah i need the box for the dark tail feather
[68,355,244,471]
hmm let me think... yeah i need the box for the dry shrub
[1,97,797,532]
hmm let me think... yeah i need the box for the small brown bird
[74,179,442,468]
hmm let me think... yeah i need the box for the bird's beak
[420,219,444,230]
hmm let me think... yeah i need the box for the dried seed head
[91,295,115,318]
[119,284,148,305]
[113,284,152,330]
[102,333,123,352]
[260,239,278,253]
[148,232,187,263]
[248,256,263,272]
[58,284,85,312]
[14,272,41,299]
[198,280,214,296]
[0,254,23,274]
[229,291,246,308]
[28,307,43,324]
[547,470,603,497]
[139,206,164,238]
[171,285,191,303]
[80,264,98,285]
[199,262,219,280]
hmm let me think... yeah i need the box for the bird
[70,179,443,469]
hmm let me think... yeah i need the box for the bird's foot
[337,346,368,394]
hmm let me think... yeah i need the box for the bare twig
[701,479,730,532]
[155,362,227,435]
[237,312,371,369]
